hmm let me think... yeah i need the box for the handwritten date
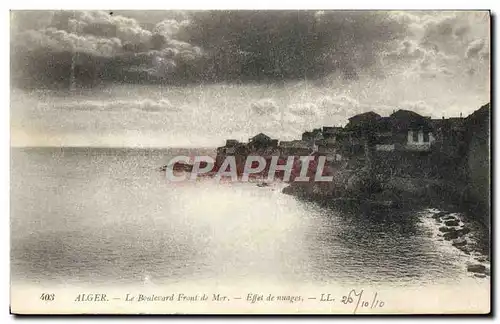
[320,289,385,313]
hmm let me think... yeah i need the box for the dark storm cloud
[183,11,408,82]
[11,10,408,89]
[11,10,202,89]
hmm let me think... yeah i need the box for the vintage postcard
[10,10,490,314]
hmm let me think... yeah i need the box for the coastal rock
[443,230,460,240]
[467,264,486,274]
[457,227,471,236]
[443,215,457,220]
[476,256,487,263]
[440,226,469,240]
[444,220,460,226]
[432,212,448,220]
[474,273,486,278]
[459,248,471,255]
[452,238,467,247]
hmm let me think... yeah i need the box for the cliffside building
[379,110,436,152]
[279,140,310,156]
[248,133,278,151]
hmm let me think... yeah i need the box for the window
[412,131,419,142]
[423,132,429,143]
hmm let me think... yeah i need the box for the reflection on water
[11,148,474,287]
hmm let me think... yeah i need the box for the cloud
[10,10,490,90]
[288,102,319,116]
[250,99,279,115]
[316,95,360,114]
[384,39,425,64]
[384,12,489,81]
[17,27,123,57]
[11,10,411,88]
[51,11,152,45]
[399,100,435,116]
[184,11,408,82]
[135,99,179,112]
[382,35,458,79]
[154,19,190,37]
[415,51,456,78]
[466,39,489,59]
[11,10,203,89]
[56,98,180,113]
[422,12,489,52]
[420,15,470,52]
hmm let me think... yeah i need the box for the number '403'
[40,293,55,301]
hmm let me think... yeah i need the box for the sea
[10,147,490,291]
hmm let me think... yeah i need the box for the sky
[10,10,490,147]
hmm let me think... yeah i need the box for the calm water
[11,147,478,288]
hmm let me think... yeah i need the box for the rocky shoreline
[281,173,450,209]
[281,177,490,280]
[421,208,490,279]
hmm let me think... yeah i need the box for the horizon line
[10,145,218,150]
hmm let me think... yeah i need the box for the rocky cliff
[281,103,491,226]
[462,103,490,224]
